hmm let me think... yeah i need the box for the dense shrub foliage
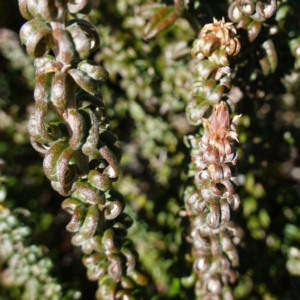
[0,0,300,299]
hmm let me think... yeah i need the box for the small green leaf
[259,39,278,75]
[258,208,271,229]
[0,185,7,202]
[284,224,300,241]
[243,197,257,217]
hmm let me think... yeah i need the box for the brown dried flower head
[192,17,241,60]
[200,17,241,57]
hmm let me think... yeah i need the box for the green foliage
[0,0,300,299]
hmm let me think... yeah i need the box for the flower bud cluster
[19,1,147,298]
[184,18,241,299]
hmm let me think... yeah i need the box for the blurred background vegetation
[0,0,300,299]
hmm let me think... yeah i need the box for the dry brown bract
[201,102,240,163]
[200,17,241,57]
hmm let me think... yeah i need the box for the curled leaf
[19,19,51,57]
[82,108,99,155]
[83,253,108,281]
[30,138,48,154]
[107,253,124,281]
[99,130,122,163]
[78,204,99,239]
[228,2,243,22]
[73,181,106,205]
[52,29,76,64]
[35,57,63,76]
[19,0,64,21]
[194,257,210,274]
[192,79,229,105]
[103,199,123,220]
[43,142,73,185]
[96,275,118,300]
[120,276,135,290]
[68,109,86,150]
[76,91,104,110]
[34,72,53,111]
[43,141,69,181]
[67,19,100,52]
[51,72,71,109]
[256,0,277,19]
[28,108,54,143]
[236,0,255,15]
[78,61,109,82]
[99,144,119,179]
[67,0,91,17]
[63,200,87,232]
[121,247,137,274]
[68,69,98,95]
[88,170,112,192]
[62,198,85,212]
[66,21,91,60]
[102,228,121,252]
[39,0,64,21]
[186,99,211,126]
[56,146,76,186]
[51,181,77,196]
[194,60,217,81]
[19,0,34,20]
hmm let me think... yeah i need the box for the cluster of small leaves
[90,1,300,298]
[0,0,299,299]
[19,0,147,298]
[228,0,278,75]
[0,29,35,88]
[0,161,64,300]
[93,1,195,295]
[280,3,300,284]
[182,18,242,299]
[228,1,300,298]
